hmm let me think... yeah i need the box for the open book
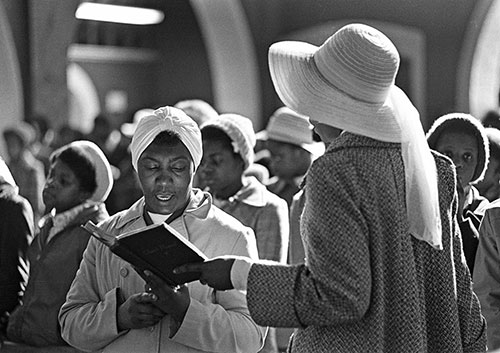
[83,221,207,286]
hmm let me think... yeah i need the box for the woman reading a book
[59,106,265,353]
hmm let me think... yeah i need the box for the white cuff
[230,258,253,291]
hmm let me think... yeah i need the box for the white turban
[130,106,202,171]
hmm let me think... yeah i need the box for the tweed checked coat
[246,133,486,353]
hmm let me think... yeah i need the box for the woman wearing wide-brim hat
[176,23,486,352]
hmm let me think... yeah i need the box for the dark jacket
[7,203,108,347]
[246,133,486,353]
[0,184,34,316]
[459,185,489,275]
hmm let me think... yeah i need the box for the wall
[0,0,24,156]
[241,0,477,129]
[0,0,483,131]
[1,0,29,114]
[154,0,212,110]
[68,45,163,129]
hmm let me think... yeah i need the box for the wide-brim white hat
[268,23,404,143]
[269,23,444,250]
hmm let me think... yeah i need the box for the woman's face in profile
[435,131,478,186]
[43,159,90,213]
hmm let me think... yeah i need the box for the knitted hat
[53,140,114,203]
[201,114,256,170]
[257,106,325,157]
[426,113,489,183]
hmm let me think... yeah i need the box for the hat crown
[314,24,400,104]
[130,105,203,171]
[267,107,314,145]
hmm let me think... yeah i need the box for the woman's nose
[452,157,462,168]
[157,170,173,185]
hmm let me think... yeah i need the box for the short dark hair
[201,126,242,163]
[50,146,97,194]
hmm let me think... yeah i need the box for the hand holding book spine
[83,221,206,286]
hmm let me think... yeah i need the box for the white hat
[63,140,114,203]
[130,106,202,171]
[269,23,404,142]
[257,106,325,157]
[201,114,256,170]
[269,23,442,250]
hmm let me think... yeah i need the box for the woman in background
[6,140,112,348]
[426,113,490,275]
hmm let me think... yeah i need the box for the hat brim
[268,41,403,143]
[255,130,268,141]
[257,129,324,157]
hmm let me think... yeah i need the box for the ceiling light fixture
[75,2,165,25]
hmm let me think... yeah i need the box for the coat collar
[214,176,268,208]
[327,131,400,153]
[114,188,212,229]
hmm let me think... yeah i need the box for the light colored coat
[245,133,486,353]
[59,190,265,353]
[217,176,289,262]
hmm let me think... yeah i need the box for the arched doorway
[458,0,500,120]
[67,63,101,134]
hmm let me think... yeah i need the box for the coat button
[120,267,129,277]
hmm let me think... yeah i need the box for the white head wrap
[390,88,442,250]
[130,106,202,171]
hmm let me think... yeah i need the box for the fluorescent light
[75,2,164,25]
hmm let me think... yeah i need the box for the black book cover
[83,221,207,286]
